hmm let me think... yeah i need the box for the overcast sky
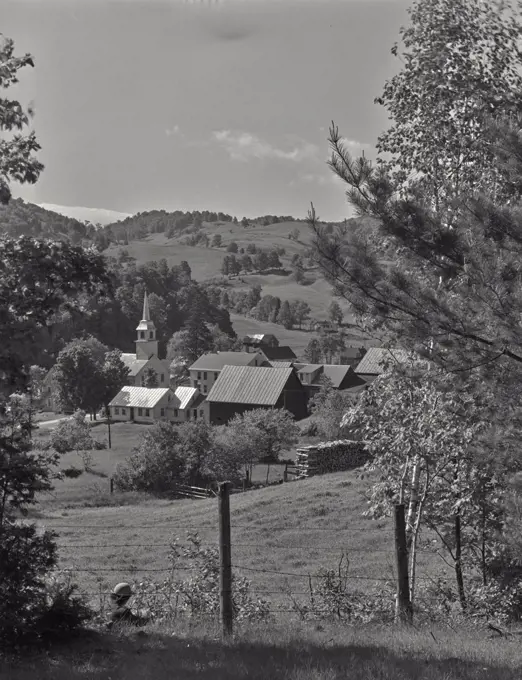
[4,0,410,221]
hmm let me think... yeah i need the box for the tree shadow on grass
[3,627,519,680]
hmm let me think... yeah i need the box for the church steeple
[135,291,159,360]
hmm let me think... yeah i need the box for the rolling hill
[0,198,92,240]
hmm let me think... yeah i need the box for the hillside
[33,422,441,609]
[0,198,91,241]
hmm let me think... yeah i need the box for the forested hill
[0,198,92,242]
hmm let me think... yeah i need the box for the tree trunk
[408,470,428,607]
[481,487,487,586]
[107,411,112,449]
[265,462,270,485]
[406,455,422,549]
[454,512,466,611]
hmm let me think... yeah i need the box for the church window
[160,373,164,383]
[122,408,126,416]
[145,409,150,417]
[138,408,143,416]
[140,331,145,339]
[203,372,207,380]
[149,331,154,339]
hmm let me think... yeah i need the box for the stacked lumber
[295,439,369,478]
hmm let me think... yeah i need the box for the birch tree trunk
[406,455,422,549]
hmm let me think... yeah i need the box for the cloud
[212,130,318,163]
[165,124,182,137]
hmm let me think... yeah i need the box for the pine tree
[276,300,294,330]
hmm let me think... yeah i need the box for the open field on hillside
[32,427,447,610]
[230,313,373,359]
[4,618,522,680]
[33,422,303,510]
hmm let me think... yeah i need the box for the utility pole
[218,481,233,637]
[394,503,413,623]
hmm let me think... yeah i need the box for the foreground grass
[3,621,521,679]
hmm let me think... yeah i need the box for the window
[122,408,126,416]
[214,372,218,380]
[149,331,154,339]
[161,408,165,417]
[140,331,145,339]
[197,372,201,380]
[203,384,207,394]
[174,409,178,417]
[160,373,164,383]
[203,372,207,380]
[193,409,197,419]
[145,409,150,417]
[114,407,120,415]
[138,408,143,416]
[199,410,204,418]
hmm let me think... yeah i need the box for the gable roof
[206,365,293,405]
[243,333,277,343]
[109,386,173,409]
[298,364,323,375]
[354,348,414,375]
[121,353,150,377]
[174,385,199,410]
[323,365,363,389]
[189,351,259,371]
[262,346,297,360]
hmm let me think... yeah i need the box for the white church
[109,292,203,423]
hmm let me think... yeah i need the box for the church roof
[136,291,155,331]
[121,353,150,377]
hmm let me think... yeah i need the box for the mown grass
[32,424,446,610]
[3,620,521,679]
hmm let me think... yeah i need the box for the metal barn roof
[206,365,293,405]
[189,352,258,371]
[174,385,199,410]
[354,348,414,375]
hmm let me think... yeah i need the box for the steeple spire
[135,290,158,360]
[142,291,151,322]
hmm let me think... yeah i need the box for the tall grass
[3,620,521,679]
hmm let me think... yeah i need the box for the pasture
[4,614,522,680]
[31,420,447,612]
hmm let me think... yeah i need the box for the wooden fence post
[394,503,412,624]
[110,477,114,495]
[284,462,288,483]
[218,481,233,638]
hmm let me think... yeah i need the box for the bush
[0,523,91,643]
[127,533,271,623]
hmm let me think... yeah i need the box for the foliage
[327,300,343,326]
[167,312,213,366]
[374,0,522,209]
[309,376,355,439]
[341,366,495,609]
[113,421,241,493]
[48,410,103,471]
[129,532,271,623]
[0,34,43,205]
[0,236,111,392]
[221,409,299,481]
[143,367,159,387]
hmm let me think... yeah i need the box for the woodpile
[295,439,369,478]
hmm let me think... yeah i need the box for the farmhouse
[188,350,269,395]
[109,386,175,423]
[203,364,308,424]
[242,333,279,350]
[354,347,420,384]
[294,363,366,392]
[109,384,205,423]
[120,292,171,387]
[260,346,297,362]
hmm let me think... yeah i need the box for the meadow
[3,620,522,680]
[32,424,446,613]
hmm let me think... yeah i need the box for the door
[130,407,135,421]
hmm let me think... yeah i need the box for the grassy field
[104,226,357,323]
[30,421,446,612]
[3,621,522,680]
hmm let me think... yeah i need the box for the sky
[4,0,411,223]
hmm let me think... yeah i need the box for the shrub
[121,533,271,624]
[35,572,92,640]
